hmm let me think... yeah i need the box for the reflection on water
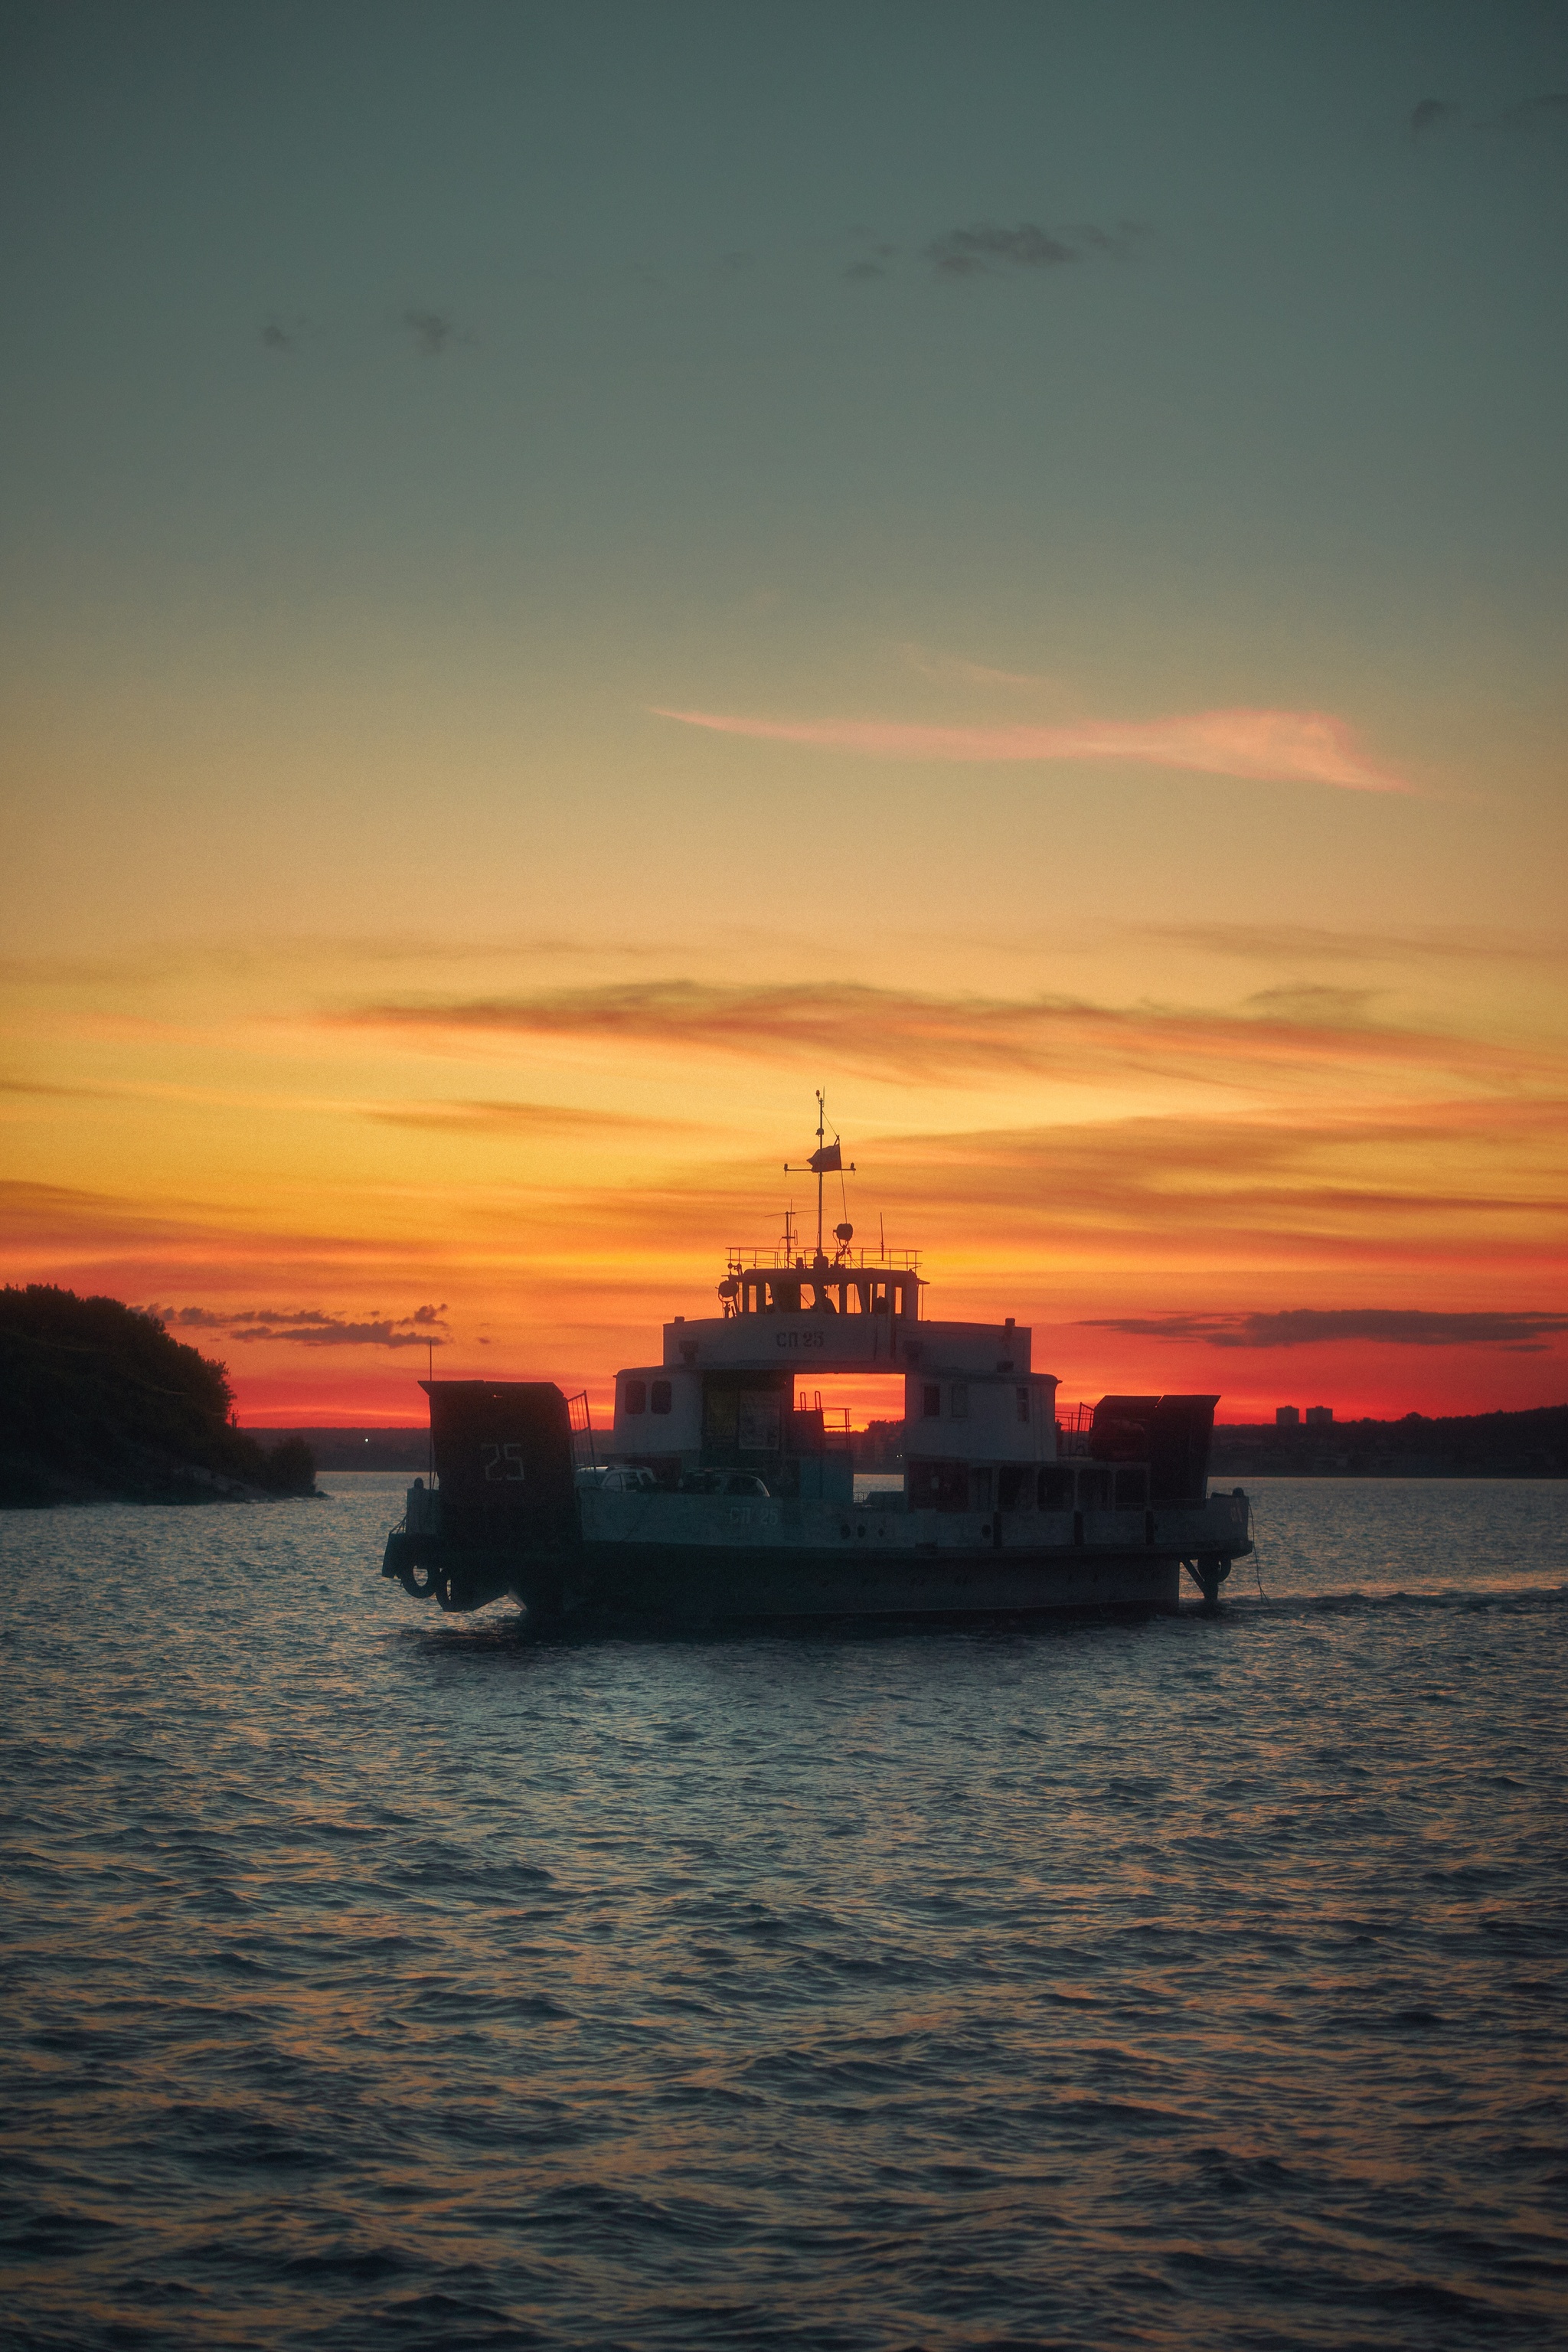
[2,1476,1565,2348]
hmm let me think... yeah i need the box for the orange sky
[5,925,1565,1426]
[4,11,1566,1427]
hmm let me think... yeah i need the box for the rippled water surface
[4,1477,1566,2349]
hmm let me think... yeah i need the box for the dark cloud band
[925,219,1145,278]
[1080,1309,1568,1350]
[151,1303,449,1349]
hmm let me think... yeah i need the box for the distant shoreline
[1208,1403,1566,1481]
[253,1402,1568,1483]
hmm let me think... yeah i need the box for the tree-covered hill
[0,1285,318,1507]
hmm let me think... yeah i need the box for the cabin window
[998,1465,1031,1510]
[908,1459,968,1510]
[1039,1465,1073,1511]
[1016,1386,1029,1423]
[1114,1467,1147,1511]
[923,1383,942,1419]
[624,1379,646,1415]
[651,1380,672,1415]
[950,1382,968,1419]
[970,1467,993,1510]
[1076,1465,1112,1511]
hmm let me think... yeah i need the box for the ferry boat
[380,1101,1253,1625]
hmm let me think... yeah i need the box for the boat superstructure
[381,1102,1252,1625]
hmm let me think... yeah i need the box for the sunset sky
[5,1,1566,1426]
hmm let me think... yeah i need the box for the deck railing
[1055,1402,1094,1458]
[726,1244,922,1276]
[565,1390,597,1471]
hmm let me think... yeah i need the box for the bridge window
[651,1380,672,1414]
[624,1379,646,1415]
[923,1383,941,1419]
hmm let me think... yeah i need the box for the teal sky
[4,0,1566,958]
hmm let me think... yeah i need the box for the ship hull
[576,1540,1183,1622]
[381,1523,1240,1624]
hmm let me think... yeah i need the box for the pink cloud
[651,704,1414,794]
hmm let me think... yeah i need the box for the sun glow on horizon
[7,926,1565,1429]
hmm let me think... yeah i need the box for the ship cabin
[722,1263,921,1322]
[608,1241,1073,1511]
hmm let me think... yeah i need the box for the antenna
[426,1338,434,1483]
[785,1090,855,1262]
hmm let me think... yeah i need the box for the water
[3,1477,1565,2350]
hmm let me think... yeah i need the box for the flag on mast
[808,1142,842,1175]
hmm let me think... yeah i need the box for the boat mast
[785,1091,854,1264]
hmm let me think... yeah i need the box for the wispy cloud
[926,220,1146,278]
[1147,923,1568,968]
[363,1098,690,1135]
[0,933,684,991]
[406,1096,1566,1297]
[0,1076,105,1098]
[650,704,1413,793]
[844,236,900,283]
[1410,91,1568,138]
[1239,984,1382,1025]
[328,977,1558,1094]
[1491,92,1568,133]
[403,309,470,357]
[1081,1308,1568,1350]
[151,1302,451,1349]
[856,1099,1568,1269]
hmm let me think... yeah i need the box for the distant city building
[1275,1406,1300,1427]
[1305,1405,1334,1426]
